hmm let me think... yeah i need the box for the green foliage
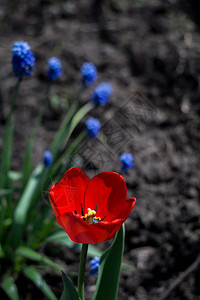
[0,74,100,300]
[43,230,103,258]
[60,272,80,300]
[23,266,57,300]
[92,225,125,300]
[0,119,14,190]
[50,94,69,110]
[16,246,62,271]
[1,275,20,300]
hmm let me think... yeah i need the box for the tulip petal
[119,197,136,220]
[49,168,136,245]
[57,213,99,244]
[57,213,124,245]
[49,167,90,216]
[84,172,127,221]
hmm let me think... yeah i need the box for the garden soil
[0,0,200,299]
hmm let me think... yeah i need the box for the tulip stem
[78,243,88,300]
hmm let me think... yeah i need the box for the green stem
[6,78,20,123]
[78,244,88,300]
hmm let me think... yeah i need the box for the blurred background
[0,0,200,299]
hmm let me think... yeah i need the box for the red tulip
[49,167,136,245]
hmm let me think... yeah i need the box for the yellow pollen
[81,208,98,224]
[87,208,96,217]
[86,208,96,224]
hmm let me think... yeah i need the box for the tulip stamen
[94,204,98,212]
[81,203,84,216]
[75,209,78,214]
[100,215,106,222]
[81,208,101,224]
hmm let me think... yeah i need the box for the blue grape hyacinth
[47,57,62,80]
[85,117,101,138]
[43,151,53,167]
[120,152,135,172]
[12,41,35,79]
[90,256,100,275]
[91,82,113,106]
[81,62,97,86]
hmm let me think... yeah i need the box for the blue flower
[120,152,135,172]
[91,82,113,106]
[85,117,101,138]
[12,41,35,78]
[47,57,62,80]
[43,151,53,167]
[81,62,97,86]
[90,256,100,275]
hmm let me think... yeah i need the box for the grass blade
[1,275,20,300]
[50,130,86,175]
[8,171,22,181]
[23,266,57,300]
[50,101,78,157]
[12,164,44,246]
[16,246,62,271]
[0,119,14,189]
[62,102,94,148]
[0,189,12,197]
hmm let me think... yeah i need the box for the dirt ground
[0,0,200,299]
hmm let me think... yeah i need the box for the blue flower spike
[91,82,113,106]
[43,151,53,167]
[81,62,97,86]
[47,57,62,80]
[12,41,35,79]
[120,152,135,173]
[90,256,100,275]
[85,117,101,139]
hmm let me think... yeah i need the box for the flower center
[75,204,106,224]
[81,208,101,224]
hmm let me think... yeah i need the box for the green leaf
[0,202,4,241]
[8,171,22,181]
[14,164,44,225]
[23,266,57,300]
[50,130,86,175]
[0,243,4,258]
[1,275,20,300]
[0,119,14,189]
[88,245,102,258]
[50,101,78,157]
[16,246,62,271]
[50,95,69,110]
[0,189,12,197]
[43,230,75,248]
[60,272,80,300]
[22,140,33,188]
[121,262,135,271]
[22,101,45,189]
[43,231,102,258]
[28,215,56,249]
[63,102,94,148]
[12,164,44,246]
[92,225,125,300]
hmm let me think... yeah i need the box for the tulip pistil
[80,208,102,224]
[76,204,106,224]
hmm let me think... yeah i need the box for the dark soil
[0,0,200,299]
